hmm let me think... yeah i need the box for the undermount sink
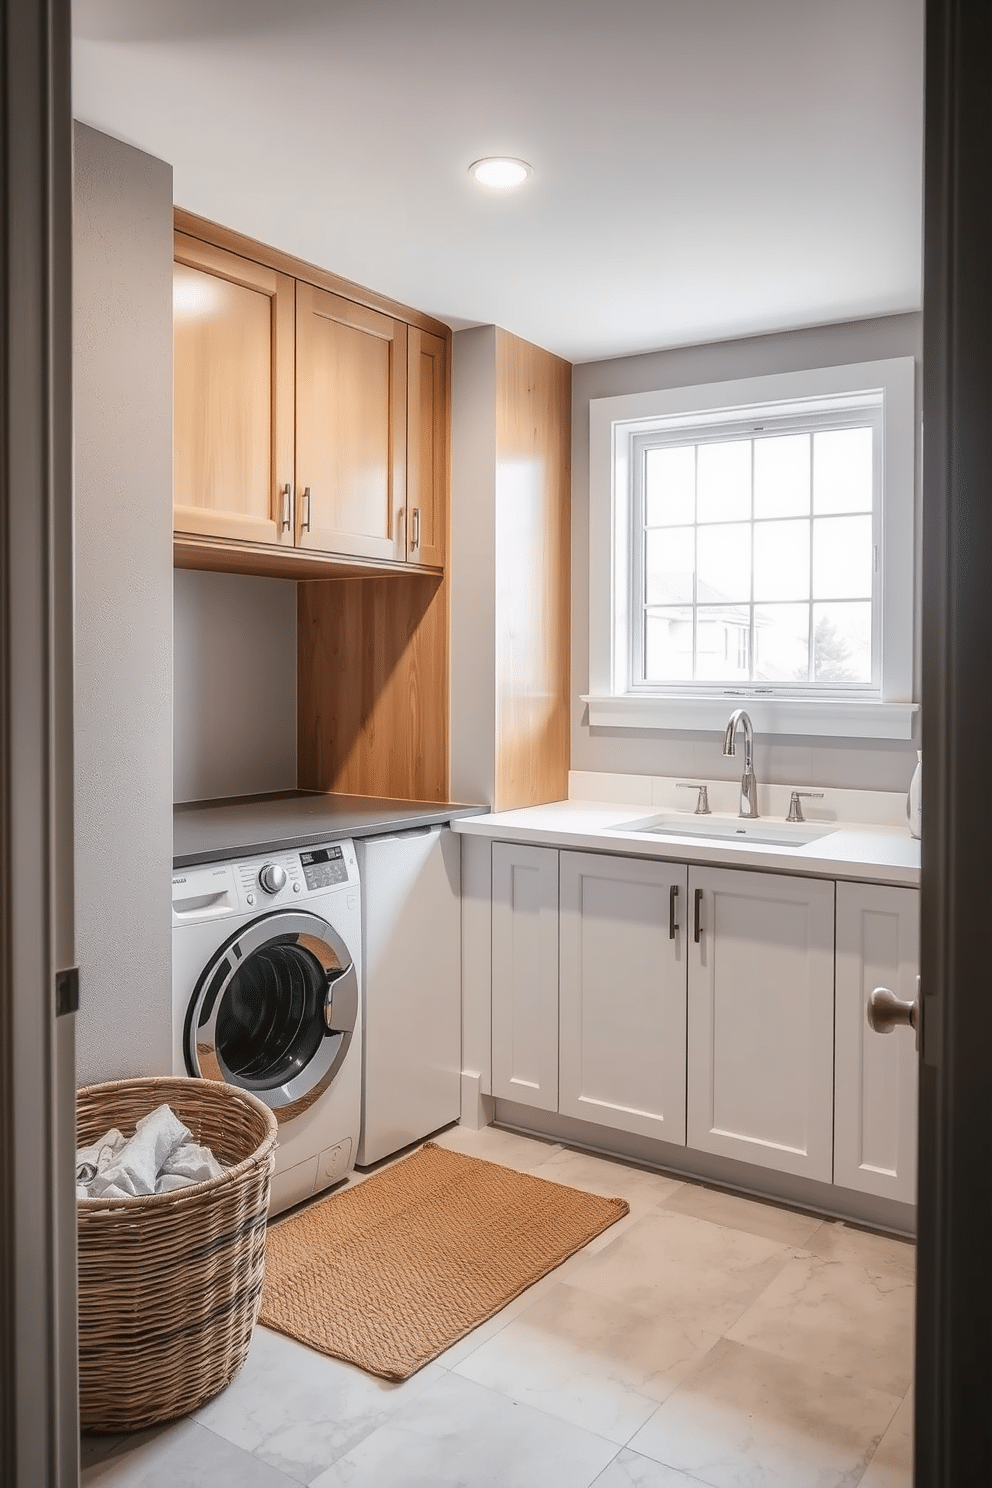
[616,813,834,849]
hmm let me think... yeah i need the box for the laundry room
[47,4,934,1486]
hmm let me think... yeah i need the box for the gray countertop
[173,790,487,868]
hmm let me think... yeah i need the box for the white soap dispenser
[907,751,922,839]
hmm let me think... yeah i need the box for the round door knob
[867,985,918,1036]
[258,863,287,895]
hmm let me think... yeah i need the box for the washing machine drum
[185,909,358,1119]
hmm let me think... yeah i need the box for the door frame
[916,1,992,1480]
[0,0,78,1484]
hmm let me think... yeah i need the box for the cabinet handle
[669,883,679,940]
[693,887,703,943]
[301,485,311,533]
[280,483,291,532]
[411,507,421,549]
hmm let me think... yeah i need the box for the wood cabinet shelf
[174,531,443,583]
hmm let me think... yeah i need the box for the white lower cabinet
[834,881,919,1204]
[491,842,559,1111]
[559,851,688,1143]
[686,865,836,1183]
[487,839,920,1210]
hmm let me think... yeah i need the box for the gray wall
[74,125,174,1084]
[174,570,298,803]
[571,313,924,792]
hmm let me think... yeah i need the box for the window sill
[581,694,919,741]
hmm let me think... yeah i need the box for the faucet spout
[722,708,759,819]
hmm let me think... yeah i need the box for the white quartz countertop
[451,798,921,887]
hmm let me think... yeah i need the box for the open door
[0,0,78,1483]
[917,2,992,1480]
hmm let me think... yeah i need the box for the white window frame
[585,357,918,740]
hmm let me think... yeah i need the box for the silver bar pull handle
[280,482,291,532]
[411,507,421,549]
[301,485,311,533]
[669,883,679,940]
[867,984,921,1050]
[693,888,703,944]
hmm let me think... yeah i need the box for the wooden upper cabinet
[173,232,295,546]
[295,282,407,563]
[172,212,449,578]
[407,328,447,567]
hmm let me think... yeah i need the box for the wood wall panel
[297,574,449,801]
[494,330,571,811]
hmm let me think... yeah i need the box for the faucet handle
[676,782,711,816]
[786,790,823,823]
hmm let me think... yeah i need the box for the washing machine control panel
[299,845,349,890]
[173,840,357,923]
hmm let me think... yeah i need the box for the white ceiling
[72,0,924,364]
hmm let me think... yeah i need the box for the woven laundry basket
[77,1075,278,1432]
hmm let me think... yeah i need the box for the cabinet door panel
[834,882,919,1204]
[296,282,407,561]
[407,328,447,566]
[560,852,687,1143]
[491,842,558,1111]
[173,233,294,545]
[688,866,835,1181]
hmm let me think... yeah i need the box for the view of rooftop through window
[639,425,876,690]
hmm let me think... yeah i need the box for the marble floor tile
[591,1449,710,1487]
[81,1434,136,1471]
[565,1209,793,1336]
[658,1180,822,1248]
[807,1219,916,1282]
[192,1324,444,1483]
[859,1389,913,1488]
[308,1371,619,1488]
[453,1280,721,1444]
[432,1240,602,1370]
[527,1147,685,1211]
[430,1123,564,1172]
[725,1249,915,1397]
[628,1338,902,1488]
[81,1418,297,1487]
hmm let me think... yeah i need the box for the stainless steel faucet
[722,708,759,818]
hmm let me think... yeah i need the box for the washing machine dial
[258,862,287,895]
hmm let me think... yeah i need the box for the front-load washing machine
[172,838,362,1215]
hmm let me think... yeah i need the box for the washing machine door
[185,909,358,1121]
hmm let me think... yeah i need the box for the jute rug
[258,1141,629,1380]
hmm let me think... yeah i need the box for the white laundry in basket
[76,1102,223,1199]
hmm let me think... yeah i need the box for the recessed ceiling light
[469,157,533,191]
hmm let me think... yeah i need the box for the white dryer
[172,839,362,1215]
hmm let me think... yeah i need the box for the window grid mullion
[749,438,756,682]
[692,443,699,681]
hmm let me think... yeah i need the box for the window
[587,359,917,739]
[634,406,879,692]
